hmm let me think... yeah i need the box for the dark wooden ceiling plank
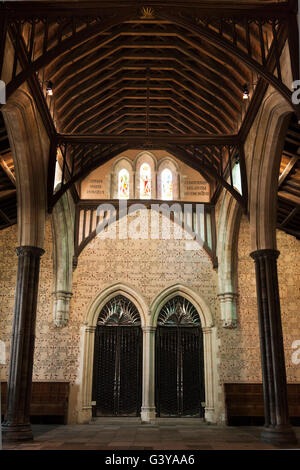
[80,100,212,135]
[70,92,220,135]
[50,25,248,88]
[90,110,195,135]
[0,158,16,186]
[56,54,240,113]
[50,37,243,99]
[0,207,11,224]
[60,77,234,132]
[280,206,300,227]
[58,69,237,127]
[278,190,300,205]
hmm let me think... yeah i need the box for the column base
[261,425,298,446]
[141,407,156,423]
[204,408,215,423]
[1,423,33,442]
[77,406,92,424]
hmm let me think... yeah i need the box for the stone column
[250,249,297,445]
[202,326,215,423]
[2,246,44,441]
[79,325,96,424]
[141,326,156,422]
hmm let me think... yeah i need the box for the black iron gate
[155,297,205,417]
[92,295,142,417]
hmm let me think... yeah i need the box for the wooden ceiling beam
[50,37,243,98]
[57,133,239,145]
[70,91,221,135]
[278,190,300,205]
[80,100,212,135]
[0,208,11,225]
[58,70,237,127]
[90,110,195,135]
[0,158,16,186]
[50,25,248,84]
[278,156,298,187]
[280,206,300,227]
[61,81,233,133]
[55,55,240,112]
[2,2,291,18]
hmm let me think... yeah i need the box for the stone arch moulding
[217,191,242,328]
[248,89,293,251]
[78,282,149,423]
[2,87,49,248]
[51,189,75,328]
[150,284,217,423]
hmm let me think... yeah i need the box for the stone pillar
[2,246,44,441]
[250,249,297,445]
[141,326,156,422]
[202,326,215,423]
[79,325,96,424]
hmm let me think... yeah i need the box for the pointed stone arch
[248,89,293,251]
[78,282,149,423]
[2,87,49,247]
[151,284,213,328]
[150,284,217,422]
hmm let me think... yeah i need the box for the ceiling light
[46,81,53,96]
[243,84,249,100]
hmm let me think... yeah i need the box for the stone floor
[2,419,300,450]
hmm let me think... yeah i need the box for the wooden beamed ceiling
[4,0,292,143]
[32,19,255,138]
[277,115,300,239]
[0,113,17,230]
[0,1,299,231]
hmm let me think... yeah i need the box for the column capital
[142,326,156,333]
[250,248,280,261]
[202,326,213,333]
[217,292,238,300]
[85,325,97,333]
[16,246,45,258]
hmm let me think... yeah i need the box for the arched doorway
[92,295,142,416]
[155,296,205,417]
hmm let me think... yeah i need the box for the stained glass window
[118,169,129,199]
[161,168,173,200]
[140,163,151,199]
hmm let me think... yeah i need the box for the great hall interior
[0,0,300,451]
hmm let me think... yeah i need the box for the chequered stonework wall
[217,215,300,384]
[0,213,299,422]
